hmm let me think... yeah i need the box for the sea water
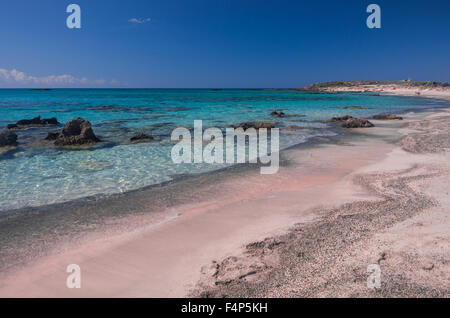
[0,89,448,211]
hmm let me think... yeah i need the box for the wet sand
[0,107,449,297]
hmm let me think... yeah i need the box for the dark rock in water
[8,116,59,129]
[327,115,374,128]
[325,115,353,123]
[0,129,18,147]
[284,113,306,118]
[372,114,403,120]
[233,121,275,131]
[54,118,100,146]
[130,132,154,142]
[17,116,41,126]
[270,111,285,117]
[41,117,59,125]
[45,132,60,141]
[344,106,366,109]
[341,118,374,128]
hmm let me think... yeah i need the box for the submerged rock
[270,111,286,117]
[130,132,154,142]
[372,114,403,120]
[325,115,353,122]
[326,115,374,128]
[54,118,100,146]
[341,118,374,128]
[7,116,59,129]
[45,132,60,141]
[42,118,58,125]
[270,111,305,118]
[0,129,18,147]
[233,121,275,131]
[344,106,366,109]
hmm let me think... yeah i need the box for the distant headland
[298,80,450,99]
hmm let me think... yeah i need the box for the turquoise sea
[1,89,449,211]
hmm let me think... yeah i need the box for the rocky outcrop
[130,133,154,142]
[53,118,100,146]
[0,129,18,147]
[341,118,374,128]
[7,116,59,129]
[344,106,367,109]
[372,114,403,120]
[233,121,275,131]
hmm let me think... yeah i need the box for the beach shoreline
[0,89,449,297]
[193,108,450,297]
[1,88,449,212]
[300,81,450,100]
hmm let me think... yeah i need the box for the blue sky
[0,0,449,88]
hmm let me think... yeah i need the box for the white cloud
[128,17,151,24]
[0,68,117,87]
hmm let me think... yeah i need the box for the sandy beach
[1,0,449,303]
[303,81,450,100]
[0,88,449,297]
[194,107,450,297]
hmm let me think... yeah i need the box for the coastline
[302,82,450,100]
[0,90,449,297]
[194,108,450,297]
[1,88,448,212]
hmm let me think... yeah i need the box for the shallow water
[0,89,449,211]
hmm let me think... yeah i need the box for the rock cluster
[341,118,374,128]
[7,116,59,129]
[0,129,18,147]
[372,114,403,120]
[325,115,354,123]
[326,115,374,128]
[233,121,275,131]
